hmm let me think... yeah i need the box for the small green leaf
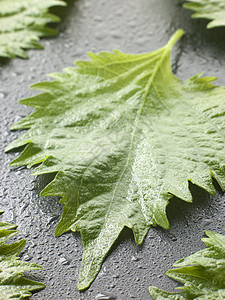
[184,0,225,28]
[6,29,225,290]
[0,213,45,299]
[0,0,67,59]
[149,231,225,299]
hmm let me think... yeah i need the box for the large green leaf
[5,29,225,290]
[0,0,67,59]
[184,0,225,28]
[149,231,225,299]
[0,214,45,299]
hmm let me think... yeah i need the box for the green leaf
[5,29,225,290]
[149,231,225,299]
[0,0,67,59]
[0,213,45,299]
[184,0,225,28]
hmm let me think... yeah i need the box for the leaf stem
[167,29,185,50]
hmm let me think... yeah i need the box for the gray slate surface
[1,0,225,299]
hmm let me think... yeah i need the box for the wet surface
[1,0,225,299]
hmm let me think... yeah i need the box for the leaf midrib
[98,45,173,234]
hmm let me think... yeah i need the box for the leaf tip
[77,280,90,291]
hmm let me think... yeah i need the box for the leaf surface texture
[0,0,67,58]
[6,29,225,289]
[0,214,44,299]
[149,231,225,299]
[184,0,225,28]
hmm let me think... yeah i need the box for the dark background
[1,0,225,299]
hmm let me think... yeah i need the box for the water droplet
[110,31,122,39]
[94,15,103,22]
[131,255,141,261]
[11,72,21,77]
[58,256,71,265]
[0,92,6,99]
[202,218,212,226]
[23,254,32,261]
[95,292,117,300]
